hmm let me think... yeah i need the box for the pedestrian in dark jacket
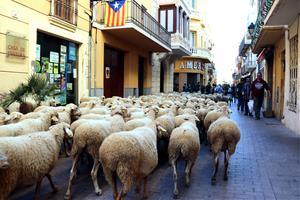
[205,83,212,94]
[250,72,270,120]
[237,78,245,112]
[243,78,252,116]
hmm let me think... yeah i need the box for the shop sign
[6,32,27,59]
[179,60,205,71]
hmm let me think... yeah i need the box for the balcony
[50,0,77,25]
[189,47,212,63]
[244,60,257,72]
[190,9,201,20]
[171,32,191,56]
[95,0,171,52]
[239,34,251,56]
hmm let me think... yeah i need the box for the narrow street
[10,103,300,200]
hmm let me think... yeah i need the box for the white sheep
[64,106,128,200]
[0,112,59,137]
[168,120,200,198]
[0,123,73,199]
[207,116,241,185]
[99,122,165,199]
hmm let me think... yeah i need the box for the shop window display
[36,32,78,105]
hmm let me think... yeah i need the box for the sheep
[0,123,73,199]
[0,112,9,125]
[99,122,166,200]
[175,114,200,127]
[2,112,23,124]
[168,120,200,198]
[207,116,241,185]
[58,104,81,125]
[0,111,59,137]
[203,106,230,131]
[64,106,128,200]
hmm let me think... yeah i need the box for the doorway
[104,46,124,97]
[138,57,144,96]
[160,62,165,92]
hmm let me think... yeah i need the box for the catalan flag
[105,0,127,27]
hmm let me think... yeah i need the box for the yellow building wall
[92,30,152,90]
[0,0,90,102]
[272,37,285,119]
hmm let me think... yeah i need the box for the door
[138,57,144,96]
[160,62,165,92]
[104,46,124,97]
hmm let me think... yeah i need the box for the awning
[252,25,287,54]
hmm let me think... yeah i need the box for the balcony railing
[98,0,171,48]
[50,0,78,25]
[239,35,251,56]
[172,32,190,50]
[190,47,212,61]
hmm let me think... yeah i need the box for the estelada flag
[105,0,127,27]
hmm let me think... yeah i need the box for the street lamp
[248,22,255,35]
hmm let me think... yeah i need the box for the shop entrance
[138,57,144,96]
[36,31,78,105]
[187,73,197,90]
[173,73,179,92]
[104,46,124,97]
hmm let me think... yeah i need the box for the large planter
[19,102,34,114]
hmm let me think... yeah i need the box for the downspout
[88,2,93,96]
[94,29,97,96]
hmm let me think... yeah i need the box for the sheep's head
[0,153,9,170]
[50,111,59,125]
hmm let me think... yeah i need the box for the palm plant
[1,74,59,113]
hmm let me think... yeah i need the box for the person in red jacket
[250,72,270,120]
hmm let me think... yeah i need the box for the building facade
[151,0,193,94]
[92,0,171,97]
[172,0,214,92]
[0,0,91,104]
[251,0,300,134]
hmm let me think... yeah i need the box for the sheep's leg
[116,185,127,200]
[103,167,118,199]
[64,152,81,200]
[34,178,43,200]
[224,152,230,181]
[171,160,179,198]
[185,160,193,187]
[91,159,102,196]
[211,153,219,185]
[142,176,148,199]
[45,173,58,192]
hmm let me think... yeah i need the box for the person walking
[237,78,245,112]
[205,83,212,94]
[243,78,252,116]
[231,84,237,103]
[250,72,270,120]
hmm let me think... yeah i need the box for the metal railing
[190,47,212,60]
[239,35,251,56]
[98,0,171,48]
[50,0,78,25]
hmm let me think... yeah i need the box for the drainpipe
[94,29,97,96]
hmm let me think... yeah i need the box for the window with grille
[53,0,77,25]
[288,35,298,112]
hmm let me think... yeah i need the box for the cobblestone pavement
[10,104,300,200]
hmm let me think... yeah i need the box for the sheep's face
[0,153,10,170]
[51,112,59,125]
[71,108,81,121]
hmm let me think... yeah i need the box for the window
[53,0,77,25]
[190,31,196,48]
[288,35,298,112]
[159,6,176,33]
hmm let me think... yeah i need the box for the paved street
[10,104,300,200]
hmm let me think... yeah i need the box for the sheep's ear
[157,125,167,133]
[64,127,73,138]
[194,116,200,122]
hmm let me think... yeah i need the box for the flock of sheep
[0,93,241,200]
